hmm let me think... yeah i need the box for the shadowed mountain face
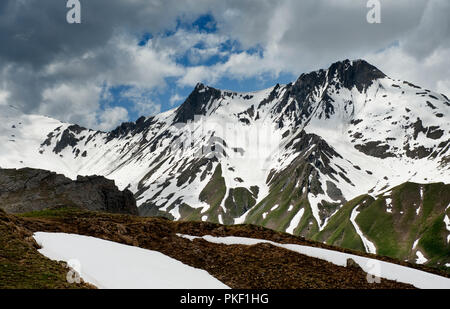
[174,83,223,123]
[0,59,448,269]
[0,168,138,215]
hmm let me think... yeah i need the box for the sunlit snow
[34,232,229,289]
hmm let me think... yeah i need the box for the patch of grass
[223,187,256,224]
[17,207,82,218]
[178,203,203,222]
[244,163,322,238]
[294,200,319,238]
[244,177,295,230]
[244,183,282,226]
[419,214,450,262]
[270,201,299,232]
[313,195,369,251]
[345,182,450,268]
[356,198,400,258]
[0,212,93,289]
[233,187,256,210]
[199,164,227,223]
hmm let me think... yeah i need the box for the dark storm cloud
[0,0,448,129]
[0,0,207,127]
[207,0,430,71]
[0,0,202,67]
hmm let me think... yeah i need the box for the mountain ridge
[0,58,448,268]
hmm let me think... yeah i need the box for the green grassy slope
[312,182,449,270]
[0,209,93,289]
[244,180,449,270]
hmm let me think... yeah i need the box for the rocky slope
[0,59,448,268]
[0,168,138,215]
[1,208,424,289]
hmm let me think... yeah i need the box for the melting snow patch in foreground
[178,234,450,289]
[33,232,229,289]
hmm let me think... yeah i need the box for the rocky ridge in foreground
[0,168,138,215]
[7,207,450,289]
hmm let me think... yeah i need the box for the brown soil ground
[1,209,435,289]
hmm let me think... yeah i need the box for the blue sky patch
[102,14,298,125]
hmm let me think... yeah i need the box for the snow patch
[415,251,428,265]
[286,208,305,235]
[308,193,337,231]
[350,206,377,254]
[413,239,419,250]
[385,198,393,213]
[444,215,450,244]
[34,232,229,289]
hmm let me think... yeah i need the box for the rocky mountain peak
[1,59,448,257]
[173,83,222,123]
[327,59,386,92]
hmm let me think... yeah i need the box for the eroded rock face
[0,168,138,215]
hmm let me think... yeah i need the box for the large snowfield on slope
[178,234,450,289]
[1,61,449,232]
[33,232,229,289]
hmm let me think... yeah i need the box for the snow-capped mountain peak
[0,59,448,237]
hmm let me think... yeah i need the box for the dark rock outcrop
[106,116,156,143]
[327,59,386,92]
[355,141,396,159]
[0,168,138,215]
[173,83,222,123]
[52,125,87,154]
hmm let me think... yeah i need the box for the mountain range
[0,59,449,269]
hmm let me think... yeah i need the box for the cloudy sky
[0,0,449,130]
